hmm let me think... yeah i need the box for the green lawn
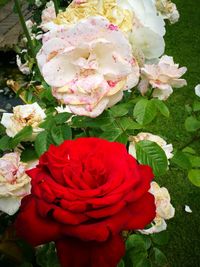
[148,0,200,266]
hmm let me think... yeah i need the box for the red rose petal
[15,195,61,246]
[56,234,125,267]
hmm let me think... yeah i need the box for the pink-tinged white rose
[0,153,31,215]
[41,1,57,32]
[16,55,30,75]
[37,16,139,117]
[154,0,180,24]
[195,84,200,97]
[118,0,165,59]
[139,181,175,234]
[1,103,46,139]
[129,132,173,163]
[139,55,187,100]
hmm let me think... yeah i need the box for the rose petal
[56,234,125,267]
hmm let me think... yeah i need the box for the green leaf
[118,117,143,130]
[117,260,125,267]
[153,248,168,266]
[126,234,146,251]
[54,112,72,124]
[51,124,72,145]
[188,169,200,187]
[193,100,200,112]
[72,111,114,128]
[36,243,60,267]
[151,231,169,246]
[100,128,122,141]
[151,99,170,118]
[110,104,129,117]
[136,258,152,267]
[171,150,192,170]
[185,116,200,132]
[182,146,196,155]
[39,117,55,130]
[186,154,200,168]
[35,131,53,156]
[135,140,168,176]
[133,99,157,125]
[21,148,38,162]
[0,135,12,151]
[140,235,152,250]
[11,126,33,147]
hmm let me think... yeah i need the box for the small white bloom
[154,0,180,24]
[55,105,72,114]
[139,181,175,234]
[194,84,200,97]
[139,55,187,100]
[185,205,192,213]
[35,0,42,7]
[1,103,46,140]
[139,216,167,234]
[0,153,31,215]
[129,132,173,163]
[16,55,30,75]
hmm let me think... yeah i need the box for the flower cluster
[36,0,186,117]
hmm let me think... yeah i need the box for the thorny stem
[14,0,35,58]
[14,0,43,82]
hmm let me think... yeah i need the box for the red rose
[15,137,156,267]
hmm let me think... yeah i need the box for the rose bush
[15,137,156,267]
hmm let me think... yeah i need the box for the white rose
[41,1,57,32]
[16,55,30,75]
[154,0,180,24]
[139,55,187,100]
[117,0,165,59]
[195,84,200,97]
[0,153,31,215]
[37,16,139,117]
[139,216,167,234]
[129,132,173,162]
[1,103,46,139]
[138,181,175,234]
[150,181,175,219]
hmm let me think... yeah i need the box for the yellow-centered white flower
[1,103,46,139]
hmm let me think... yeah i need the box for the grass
[148,1,200,266]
